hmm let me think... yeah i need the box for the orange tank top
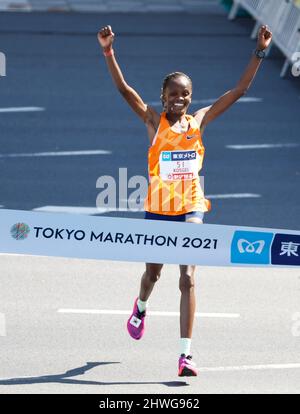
[144,112,211,215]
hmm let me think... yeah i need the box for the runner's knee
[146,270,161,283]
[145,264,162,283]
[179,274,195,292]
[180,265,196,278]
[179,265,196,291]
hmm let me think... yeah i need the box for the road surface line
[33,206,103,215]
[0,362,299,381]
[0,107,45,113]
[37,193,262,215]
[227,143,299,150]
[0,150,111,158]
[199,363,300,372]
[33,206,137,214]
[120,194,261,201]
[57,309,240,318]
[205,193,261,199]
[148,97,262,106]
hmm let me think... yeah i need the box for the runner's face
[163,77,192,115]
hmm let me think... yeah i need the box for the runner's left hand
[256,25,272,50]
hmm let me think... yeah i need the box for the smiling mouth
[172,103,185,109]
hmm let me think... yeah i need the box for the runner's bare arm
[194,25,272,131]
[97,25,159,127]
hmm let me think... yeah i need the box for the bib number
[159,150,199,181]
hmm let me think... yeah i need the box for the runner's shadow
[0,362,189,387]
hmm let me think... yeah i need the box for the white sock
[180,338,191,356]
[137,298,147,313]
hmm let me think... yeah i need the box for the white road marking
[148,97,262,106]
[33,206,133,214]
[120,193,261,203]
[33,206,103,215]
[34,206,139,214]
[0,150,111,158]
[36,193,261,215]
[206,193,261,199]
[0,107,45,113]
[0,362,298,381]
[199,363,300,372]
[58,309,240,318]
[227,143,299,150]
[95,207,138,213]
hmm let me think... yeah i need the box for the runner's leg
[179,264,196,338]
[177,214,202,375]
[178,263,198,376]
[179,213,202,337]
[139,263,164,302]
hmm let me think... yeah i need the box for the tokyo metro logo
[231,231,274,265]
[161,151,171,161]
[10,223,30,240]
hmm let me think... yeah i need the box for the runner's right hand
[97,25,115,49]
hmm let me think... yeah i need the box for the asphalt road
[0,255,300,394]
[0,6,300,394]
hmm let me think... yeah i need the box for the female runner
[97,24,272,376]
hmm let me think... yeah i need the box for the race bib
[159,150,199,181]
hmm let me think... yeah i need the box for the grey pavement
[0,254,300,394]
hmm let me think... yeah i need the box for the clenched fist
[257,25,272,50]
[97,25,115,50]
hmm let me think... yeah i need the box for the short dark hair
[161,72,192,107]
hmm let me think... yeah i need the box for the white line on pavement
[0,107,45,113]
[35,193,261,215]
[148,97,262,106]
[57,309,240,318]
[119,193,261,204]
[33,206,103,215]
[33,206,138,214]
[0,362,298,381]
[206,193,261,199]
[33,206,135,214]
[0,150,111,158]
[199,363,300,372]
[227,143,299,150]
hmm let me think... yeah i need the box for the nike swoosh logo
[186,134,197,140]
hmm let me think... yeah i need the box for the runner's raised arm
[194,25,273,132]
[97,25,157,126]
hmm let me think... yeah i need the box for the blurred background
[0,0,299,229]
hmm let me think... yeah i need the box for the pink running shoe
[127,298,146,340]
[178,354,198,377]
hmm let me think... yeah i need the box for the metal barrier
[229,0,300,77]
[229,0,264,20]
[275,2,300,76]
